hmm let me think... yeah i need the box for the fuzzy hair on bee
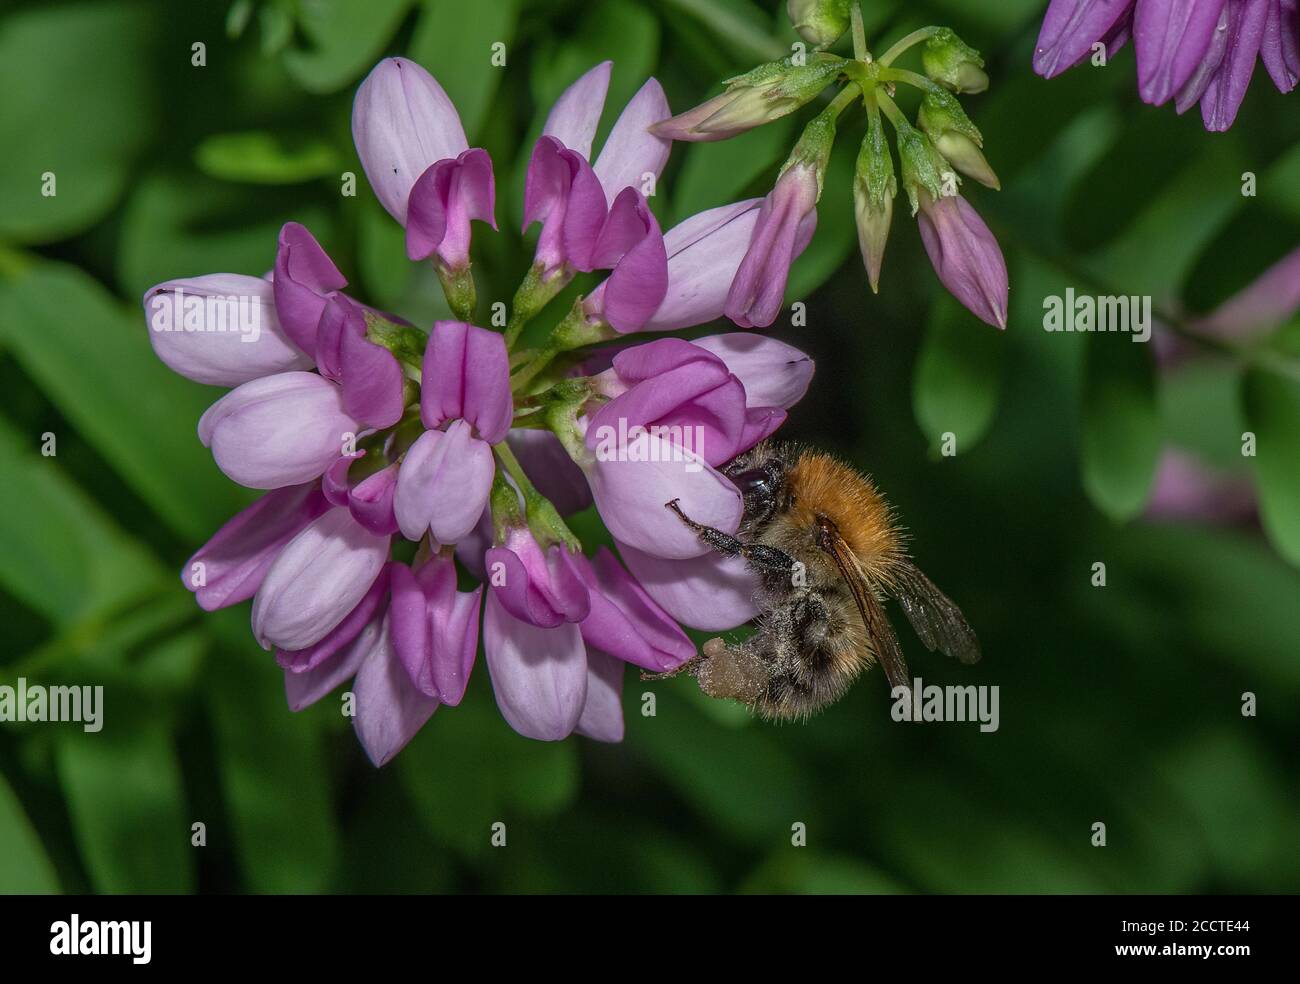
[651,441,980,721]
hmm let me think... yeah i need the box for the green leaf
[632,690,812,844]
[398,687,579,858]
[195,131,340,185]
[117,172,332,303]
[357,194,414,311]
[913,294,1004,454]
[409,0,521,142]
[56,716,194,893]
[529,0,660,150]
[0,770,60,893]
[1080,333,1160,521]
[1086,138,1247,302]
[658,0,785,63]
[0,419,160,624]
[1161,730,1297,886]
[739,851,909,894]
[0,261,248,541]
[1241,365,1300,565]
[205,613,341,893]
[0,1,156,243]
[1160,360,1247,471]
[282,0,413,94]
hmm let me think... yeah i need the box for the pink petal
[352,57,469,225]
[691,333,814,409]
[198,371,360,489]
[483,591,588,741]
[284,606,382,712]
[393,422,495,544]
[592,190,669,333]
[420,320,512,443]
[1033,0,1138,78]
[1194,243,1300,341]
[575,647,625,743]
[486,531,591,628]
[142,274,311,386]
[272,222,347,355]
[584,429,744,559]
[277,562,392,672]
[406,148,497,267]
[352,614,439,766]
[592,77,672,202]
[542,61,611,160]
[182,483,330,611]
[348,462,400,535]
[251,507,391,651]
[571,548,696,671]
[616,539,760,631]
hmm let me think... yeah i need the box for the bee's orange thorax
[786,451,903,580]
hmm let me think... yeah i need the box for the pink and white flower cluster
[144,57,814,764]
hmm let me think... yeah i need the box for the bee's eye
[731,468,771,499]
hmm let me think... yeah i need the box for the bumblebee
[658,442,980,720]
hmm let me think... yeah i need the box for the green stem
[879,66,942,94]
[874,90,910,131]
[879,26,940,66]
[493,441,581,550]
[511,300,616,394]
[849,3,868,61]
[824,80,862,120]
[505,264,572,350]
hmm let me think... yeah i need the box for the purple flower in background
[1145,449,1256,523]
[1034,0,1298,130]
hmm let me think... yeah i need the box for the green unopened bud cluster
[675,3,1002,297]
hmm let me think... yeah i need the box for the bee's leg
[663,499,797,578]
[693,636,768,705]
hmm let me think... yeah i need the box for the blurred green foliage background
[0,0,1297,894]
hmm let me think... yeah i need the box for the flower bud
[650,55,845,141]
[895,118,958,215]
[922,28,989,94]
[787,0,850,49]
[853,112,897,293]
[915,191,1009,330]
[916,88,1000,190]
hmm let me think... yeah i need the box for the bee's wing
[824,534,911,691]
[888,560,981,665]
